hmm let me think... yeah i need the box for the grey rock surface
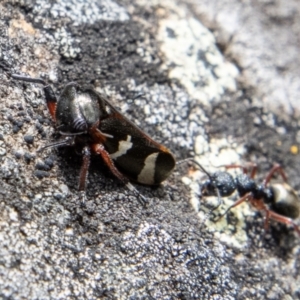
[189,0,300,115]
[0,0,299,299]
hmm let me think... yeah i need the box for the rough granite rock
[0,0,299,299]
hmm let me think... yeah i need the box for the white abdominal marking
[110,135,133,159]
[137,152,159,184]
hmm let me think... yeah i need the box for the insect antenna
[10,74,46,85]
[177,158,223,218]
[37,137,75,153]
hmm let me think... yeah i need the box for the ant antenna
[176,158,223,219]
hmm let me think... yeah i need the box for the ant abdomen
[269,183,300,219]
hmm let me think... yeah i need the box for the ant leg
[266,209,300,236]
[222,163,258,178]
[223,164,247,173]
[263,164,288,187]
[263,209,271,232]
[248,163,258,179]
[216,193,251,222]
[91,143,148,206]
[10,74,57,121]
[247,198,272,232]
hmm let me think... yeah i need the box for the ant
[194,161,300,235]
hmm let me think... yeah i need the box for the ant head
[201,171,236,197]
[186,160,236,198]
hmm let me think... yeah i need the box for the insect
[197,161,300,235]
[8,73,176,204]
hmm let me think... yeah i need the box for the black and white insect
[8,73,176,204]
[197,162,300,235]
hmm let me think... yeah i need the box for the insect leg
[263,209,271,232]
[78,146,91,192]
[222,163,258,178]
[265,209,300,236]
[216,193,251,222]
[91,143,148,206]
[248,163,258,179]
[263,164,288,187]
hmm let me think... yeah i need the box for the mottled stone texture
[0,0,299,299]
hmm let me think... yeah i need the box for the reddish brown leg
[91,144,128,183]
[266,209,300,236]
[223,162,257,178]
[248,163,258,179]
[230,193,252,209]
[216,193,251,222]
[223,164,248,173]
[263,209,271,232]
[91,143,148,205]
[263,164,288,187]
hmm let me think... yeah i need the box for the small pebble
[24,135,34,144]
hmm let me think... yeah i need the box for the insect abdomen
[107,138,175,185]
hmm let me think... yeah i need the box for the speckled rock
[0,0,299,299]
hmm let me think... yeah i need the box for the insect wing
[98,95,175,185]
